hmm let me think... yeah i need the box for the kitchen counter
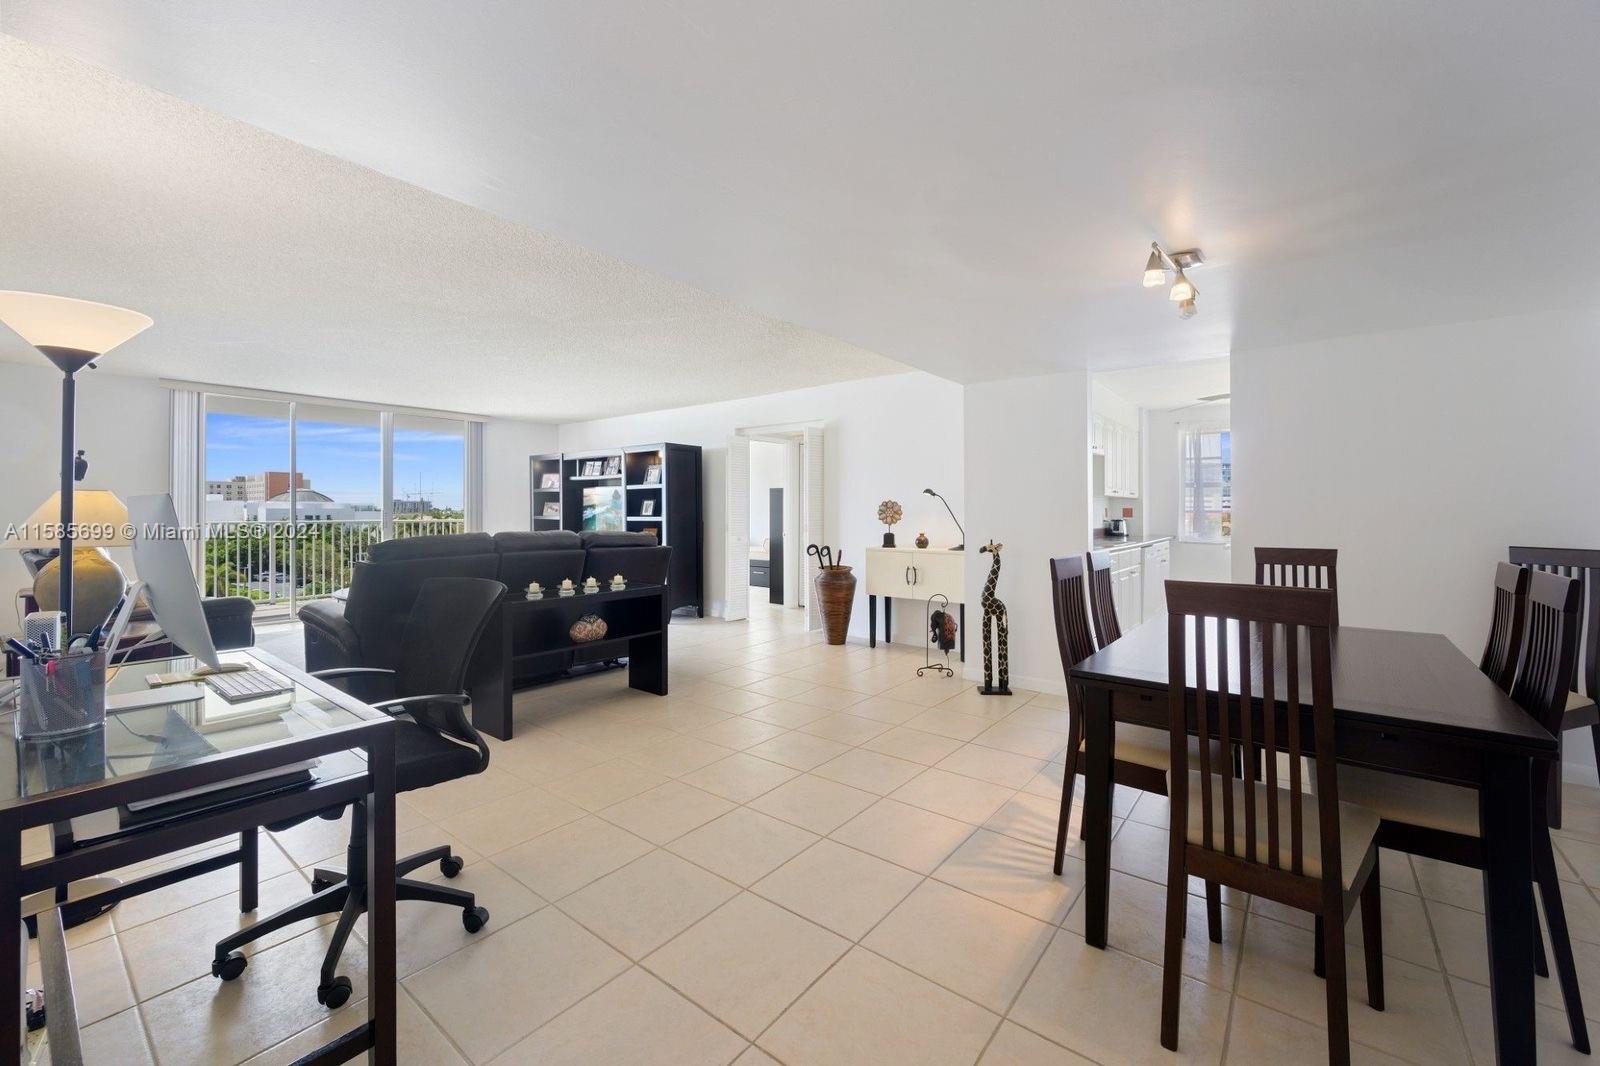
[1091,532,1173,552]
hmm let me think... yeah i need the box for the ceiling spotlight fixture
[1140,243,1205,319]
[1141,243,1167,288]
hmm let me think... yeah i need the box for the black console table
[468,583,670,739]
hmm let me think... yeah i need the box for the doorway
[725,426,817,627]
[749,439,786,608]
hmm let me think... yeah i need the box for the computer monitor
[128,493,223,671]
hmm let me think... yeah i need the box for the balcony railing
[204,516,467,608]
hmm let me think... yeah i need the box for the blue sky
[206,412,465,509]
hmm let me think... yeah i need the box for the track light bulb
[1168,269,1196,303]
[1142,244,1166,288]
[1178,297,1198,320]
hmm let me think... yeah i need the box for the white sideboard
[864,547,967,659]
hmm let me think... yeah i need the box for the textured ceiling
[0,37,907,420]
[5,1,1597,388]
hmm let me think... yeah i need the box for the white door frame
[734,422,824,630]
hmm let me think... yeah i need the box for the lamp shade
[0,291,152,356]
[14,490,132,548]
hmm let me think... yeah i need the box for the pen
[5,637,38,661]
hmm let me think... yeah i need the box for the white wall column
[962,370,1092,693]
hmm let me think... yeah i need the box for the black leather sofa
[300,530,670,688]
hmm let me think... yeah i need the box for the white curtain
[465,420,485,531]
[169,387,204,574]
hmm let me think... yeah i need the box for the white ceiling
[4,2,1599,399]
[1096,357,1229,412]
[0,37,905,421]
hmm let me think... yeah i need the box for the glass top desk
[0,647,398,1064]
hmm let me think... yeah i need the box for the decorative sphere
[569,614,609,643]
[33,548,127,633]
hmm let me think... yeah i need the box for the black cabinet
[531,443,703,616]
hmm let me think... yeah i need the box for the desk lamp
[922,488,965,551]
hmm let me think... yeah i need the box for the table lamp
[0,291,152,638]
[15,490,132,633]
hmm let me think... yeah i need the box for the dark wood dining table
[1070,621,1558,1065]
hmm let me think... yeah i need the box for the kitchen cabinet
[1101,423,1140,498]
[1108,547,1143,629]
[1142,537,1171,619]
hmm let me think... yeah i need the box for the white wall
[1146,401,1233,582]
[1230,306,1600,774]
[481,416,560,533]
[558,371,964,635]
[748,439,785,546]
[0,361,171,636]
[964,371,1092,693]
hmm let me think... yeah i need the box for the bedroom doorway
[749,439,787,607]
[725,425,816,627]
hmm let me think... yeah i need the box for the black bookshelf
[532,443,703,616]
[529,452,564,528]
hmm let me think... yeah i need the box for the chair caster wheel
[212,951,248,981]
[317,975,353,1009]
[439,855,464,879]
[463,905,489,934]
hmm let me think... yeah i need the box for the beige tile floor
[29,603,1600,1064]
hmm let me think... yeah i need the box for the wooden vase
[813,565,857,645]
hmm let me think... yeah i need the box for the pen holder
[17,649,107,739]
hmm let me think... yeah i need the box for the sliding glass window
[201,393,468,613]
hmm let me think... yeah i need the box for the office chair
[211,576,506,1009]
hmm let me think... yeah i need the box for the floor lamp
[0,292,152,638]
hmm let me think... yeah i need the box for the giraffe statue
[978,541,1010,695]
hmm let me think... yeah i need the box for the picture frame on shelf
[539,473,560,490]
[640,500,655,516]
[603,456,622,476]
[582,460,601,477]
[644,464,662,484]
[541,501,561,518]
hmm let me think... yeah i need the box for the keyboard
[202,668,295,704]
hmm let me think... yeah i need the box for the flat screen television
[582,486,625,532]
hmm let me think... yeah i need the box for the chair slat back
[1480,563,1530,692]
[1511,569,1583,736]
[1165,580,1337,886]
[1049,555,1098,675]
[1254,547,1340,627]
[1510,547,1600,702]
[1086,550,1122,647]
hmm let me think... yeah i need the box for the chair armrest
[299,599,361,672]
[201,596,256,650]
[368,693,489,767]
[311,667,398,681]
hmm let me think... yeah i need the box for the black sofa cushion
[584,544,672,586]
[367,532,495,563]
[493,531,582,552]
[493,531,586,591]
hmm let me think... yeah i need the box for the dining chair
[1085,549,1121,646]
[1049,555,1172,877]
[1338,568,1590,1052]
[1480,562,1531,692]
[1254,547,1340,627]
[1509,547,1600,829]
[1160,581,1383,1064]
